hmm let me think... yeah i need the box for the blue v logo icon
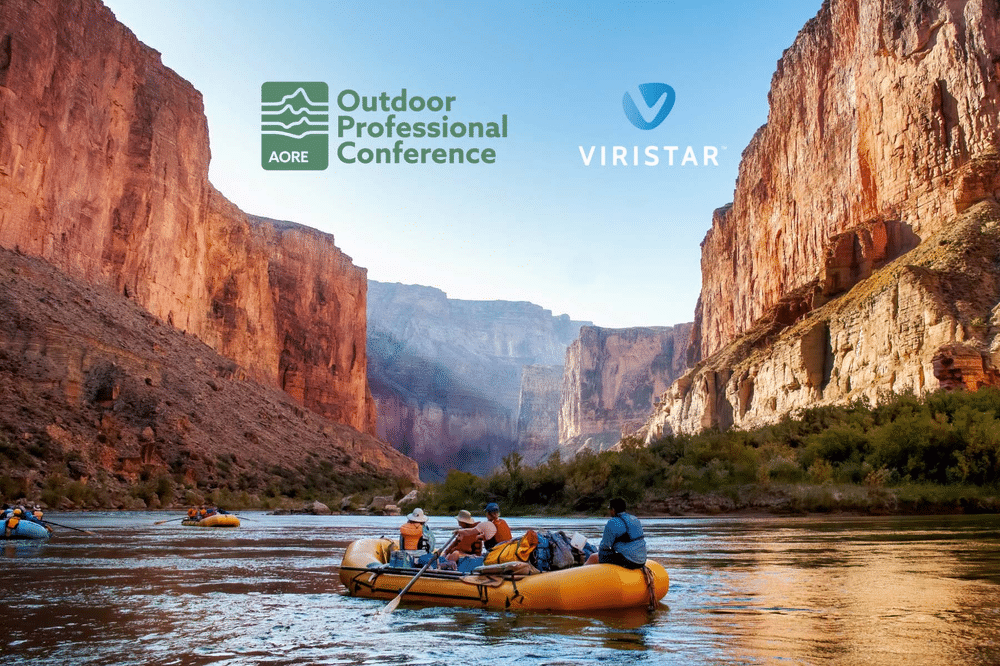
[622,83,675,130]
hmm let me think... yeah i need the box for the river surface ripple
[1,513,998,665]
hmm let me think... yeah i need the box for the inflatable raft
[181,514,240,527]
[338,538,669,612]
[2,517,51,540]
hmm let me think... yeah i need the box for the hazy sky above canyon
[103,0,821,329]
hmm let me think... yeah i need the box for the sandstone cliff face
[0,0,375,436]
[515,365,564,467]
[699,0,1000,359]
[367,280,588,480]
[640,201,1000,440]
[560,325,692,453]
[636,0,1000,442]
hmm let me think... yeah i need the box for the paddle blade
[378,595,402,616]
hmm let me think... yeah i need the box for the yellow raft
[338,538,669,612]
[181,514,240,527]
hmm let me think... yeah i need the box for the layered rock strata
[637,0,1000,441]
[560,325,692,455]
[639,201,1000,440]
[699,0,1000,359]
[0,0,375,435]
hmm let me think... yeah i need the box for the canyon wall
[367,280,588,480]
[559,325,692,455]
[699,0,1000,359]
[515,365,564,467]
[0,0,375,435]
[637,0,1000,441]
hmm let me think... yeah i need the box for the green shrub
[386,388,1000,515]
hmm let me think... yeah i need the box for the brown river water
[1,512,998,665]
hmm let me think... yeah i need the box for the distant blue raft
[2,517,51,540]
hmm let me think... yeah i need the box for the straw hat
[406,508,428,523]
[455,509,476,526]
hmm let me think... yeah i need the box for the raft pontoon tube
[2,518,51,540]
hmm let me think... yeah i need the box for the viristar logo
[622,83,675,130]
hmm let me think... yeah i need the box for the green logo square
[261,82,329,170]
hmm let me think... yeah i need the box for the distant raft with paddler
[2,515,51,540]
[338,538,669,612]
[181,513,240,527]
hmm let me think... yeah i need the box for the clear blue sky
[102,0,822,328]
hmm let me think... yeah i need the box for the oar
[40,519,96,536]
[153,516,187,525]
[378,533,459,616]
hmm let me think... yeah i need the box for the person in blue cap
[483,501,512,550]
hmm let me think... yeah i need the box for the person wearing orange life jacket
[483,502,512,550]
[444,509,497,564]
[398,508,435,551]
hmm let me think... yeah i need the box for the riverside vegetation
[4,388,1000,515]
[412,388,1000,516]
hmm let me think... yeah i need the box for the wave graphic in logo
[622,83,675,130]
[262,82,329,170]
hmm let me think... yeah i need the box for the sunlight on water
[1,512,998,665]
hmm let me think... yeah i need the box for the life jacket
[453,529,482,556]
[399,521,426,550]
[187,508,197,518]
[485,518,512,550]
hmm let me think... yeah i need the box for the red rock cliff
[700,0,1000,359]
[636,0,1000,441]
[0,0,375,435]
[560,325,692,449]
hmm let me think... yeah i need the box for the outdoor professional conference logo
[622,83,675,130]
[261,82,509,169]
[262,82,329,170]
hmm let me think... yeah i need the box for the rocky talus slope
[0,247,417,507]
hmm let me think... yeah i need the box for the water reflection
[655,515,1000,666]
[1,513,998,665]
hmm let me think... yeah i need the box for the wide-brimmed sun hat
[407,508,428,523]
[455,509,476,526]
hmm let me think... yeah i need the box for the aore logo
[622,83,675,130]
[262,82,329,170]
